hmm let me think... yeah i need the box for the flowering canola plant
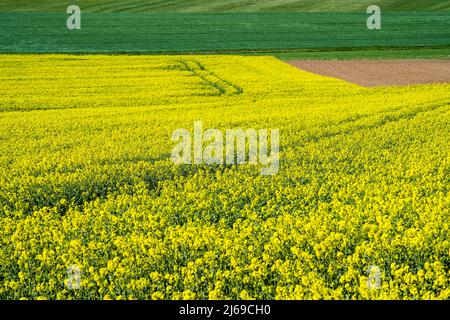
[0,55,449,300]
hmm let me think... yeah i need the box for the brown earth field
[286,60,450,87]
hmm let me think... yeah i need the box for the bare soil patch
[286,60,450,87]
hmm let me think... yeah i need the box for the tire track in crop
[302,100,450,145]
[173,60,243,96]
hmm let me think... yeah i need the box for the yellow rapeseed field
[0,55,449,299]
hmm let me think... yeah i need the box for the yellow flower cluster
[0,55,449,299]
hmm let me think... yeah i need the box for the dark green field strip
[1,13,449,53]
[1,0,450,13]
[272,47,450,60]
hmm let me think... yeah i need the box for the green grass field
[1,0,450,12]
[272,47,450,60]
[1,1,449,57]
[1,12,449,54]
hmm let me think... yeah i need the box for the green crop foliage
[1,12,449,54]
[1,0,450,13]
